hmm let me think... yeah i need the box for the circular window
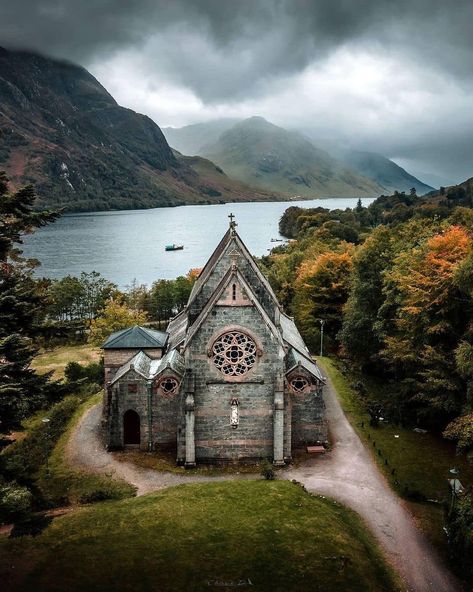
[159,377,179,396]
[212,331,257,377]
[290,376,309,393]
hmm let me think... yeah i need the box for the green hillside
[202,117,386,198]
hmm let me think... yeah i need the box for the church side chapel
[101,215,327,466]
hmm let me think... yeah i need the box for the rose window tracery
[290,376,309,393]
[159,377,179,396]
[212,331,257,376]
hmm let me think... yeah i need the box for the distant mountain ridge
[0,49,279,211]
[163,118,434,196]
[200,117,386,198]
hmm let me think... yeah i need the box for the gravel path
[284,370,462,592]
[66,404,259,495]
[67,381,462,592]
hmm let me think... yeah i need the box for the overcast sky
[2,0,473,185]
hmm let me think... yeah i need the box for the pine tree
[0,173,59,430]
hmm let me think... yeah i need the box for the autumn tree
[88,299,148,346]
[379,225,472,425]
[293,249,353,351]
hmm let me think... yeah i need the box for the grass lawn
[318,357,473,552]
[0,481,401,592]
[31,344,101,379]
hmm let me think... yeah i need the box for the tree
[293,249,353,351]
[0,173,59,430]
[88,299,148,346]
[341,226,394,367]
[379,225,471,425]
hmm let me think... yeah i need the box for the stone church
[102,217,326,466]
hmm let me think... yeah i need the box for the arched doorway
[123,410,140,446]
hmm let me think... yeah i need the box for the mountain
[200,117,386,198]
[163,119,239,156]
[0,49,279,211]
[332,149,434,195]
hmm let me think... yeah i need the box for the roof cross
[228,212,237,230]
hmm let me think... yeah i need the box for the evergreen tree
[0,173,59,430]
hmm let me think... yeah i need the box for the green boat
[165,244,184,251]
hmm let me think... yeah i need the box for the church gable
[184,266,284,351]
[216,271,252,306]
[187,229,279,325]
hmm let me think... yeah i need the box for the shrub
[0,481,32,524]
[9,514,52,538]
[0,395,82,483]
[78,488,116,504]
[260,460,275,480]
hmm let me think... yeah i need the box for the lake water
[22,197,375,288]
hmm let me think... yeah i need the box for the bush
[0,481,32,524]
[447,492,473,578]
[260,460,275,481]
[0,395,82,484]
[9,513,52,538]
[65,359,104,385]
[78,488,117,504]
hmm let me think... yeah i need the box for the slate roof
[149,348,186,377]
[102,325,168,349]
[166,311,189,350]
[286,347,325,382]
[280,313,311,357]
[111,348,185,385]
[111,350,152,383]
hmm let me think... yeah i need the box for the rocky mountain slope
[163,119,240,156]
[0,48,278,211]
[200,117,386,198]
[164,119,434,196]
[330,149,434,195]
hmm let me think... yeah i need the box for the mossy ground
[0,480,400,592]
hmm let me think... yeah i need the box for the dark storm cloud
[1,1,473,182]
[2,1,473,101]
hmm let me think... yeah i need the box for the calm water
[22,198,375,288]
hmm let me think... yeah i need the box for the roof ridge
[184,266,284,350]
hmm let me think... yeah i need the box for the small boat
[165,244,184,251]
[270,238,284,242]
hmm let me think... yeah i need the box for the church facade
[102,219,327,466]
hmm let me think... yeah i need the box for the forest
[0,173,472,574]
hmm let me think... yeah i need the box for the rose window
[159,377,179,395]
[212,331,257,376]
[290,376,309,393]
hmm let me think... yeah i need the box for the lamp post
[42,417,50,478]
[448,467,461,513]
[319,319,325,357]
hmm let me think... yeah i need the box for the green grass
[112,448,263,475]
[31,345,101,379]
[0,480,401,592]
[318,357,473,550]
[37,392,136,505]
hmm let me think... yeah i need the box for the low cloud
[1,1,473,183]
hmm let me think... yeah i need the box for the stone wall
[189,238,277,325]
[106,369,179,450]
[185,302,285,462]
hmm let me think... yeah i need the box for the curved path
[68,380,462,592]
[284,368,462,592]
[66,404,259,495]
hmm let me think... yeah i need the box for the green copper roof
[102,325,168,349]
